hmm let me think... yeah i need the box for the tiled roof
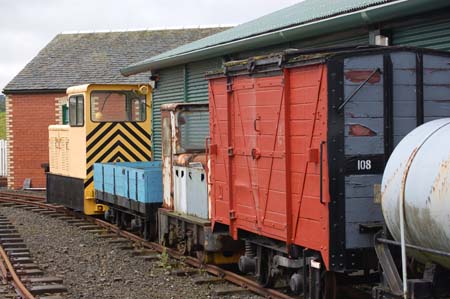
[4,28,228,93]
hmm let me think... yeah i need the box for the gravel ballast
[1,206,262,299]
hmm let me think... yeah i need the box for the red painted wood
[209,63,331,269]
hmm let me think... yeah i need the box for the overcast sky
[0,0,300,92]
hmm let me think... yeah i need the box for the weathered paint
[348,124,377,136]
[343,55,385,249]
[160,103,210,218]
[344,70,381,83]
[382,118,450,268]
[209,63,330,267]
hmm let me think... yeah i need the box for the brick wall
[92,92,127,121]
[7,93,66,189]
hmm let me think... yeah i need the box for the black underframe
[96,190,161,220]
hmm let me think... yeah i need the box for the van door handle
[253,116,261,132]
[320,141,326,205]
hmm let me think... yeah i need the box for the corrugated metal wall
[152,58,222,160]
[292,31,369,49]
[152,65,184,160]
[392,17,450,51]
[186,58,222,102]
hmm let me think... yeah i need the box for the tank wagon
[47,84,152,215]
[206,46,450,298]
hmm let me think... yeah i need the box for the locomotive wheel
[176,241,187,255]
[196,250,205,263]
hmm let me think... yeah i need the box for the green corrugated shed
[392,18,450,51]
[152,65,184,160]
[126,0,390,69]
[186,58,222,102]
[152,58,222,160]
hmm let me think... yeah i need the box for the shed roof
[4,28,229,94]
[122,0,450,75]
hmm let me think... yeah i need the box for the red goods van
[206,47,450,296]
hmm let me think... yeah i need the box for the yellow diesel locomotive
[47,84,152,215]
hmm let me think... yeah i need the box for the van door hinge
[228,147,234,157]
[227,82,233,93]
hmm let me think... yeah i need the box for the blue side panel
[93,161,163,204]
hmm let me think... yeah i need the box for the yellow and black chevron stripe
[85,122,152,188]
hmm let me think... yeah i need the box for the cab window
[91,90,146,122]
[178,110,209,152]
[69,95,84,127]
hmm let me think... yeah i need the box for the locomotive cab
[47,84,152,215]
[158,103,242,263]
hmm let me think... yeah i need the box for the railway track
[0,206,68,299]
[0,191,295,299]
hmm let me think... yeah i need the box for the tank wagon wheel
[320,271,337,299]
[292,262,336,299]
[141,223,149,240]
[257,248,277,288]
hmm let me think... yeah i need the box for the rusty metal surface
[0,245,36,299]
[173,153,206,167]
[161,103,209,216]
[382,118,450,267]
[348,123,377,137]
[344,69,381,84]
[0,191,46,202]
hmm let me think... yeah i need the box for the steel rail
[0,236,36,299]
[0,191,45,202]
[0,194,295,299]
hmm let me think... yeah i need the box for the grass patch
[0,111,5,139]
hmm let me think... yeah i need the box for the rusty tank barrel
[382,118,450,268]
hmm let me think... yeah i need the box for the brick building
[3,28,228,189]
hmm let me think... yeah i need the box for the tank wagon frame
[206,46,450,297]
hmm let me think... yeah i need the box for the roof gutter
[121,0,448,76]
[2,88,66,95]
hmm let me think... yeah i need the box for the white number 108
[357,159,372,170]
